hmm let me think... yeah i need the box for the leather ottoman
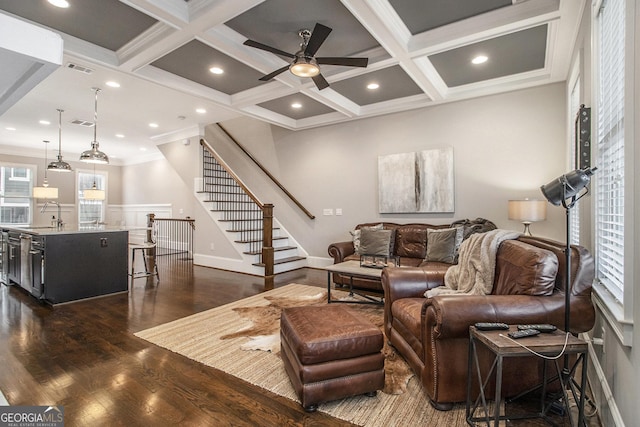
[280,305,385,412]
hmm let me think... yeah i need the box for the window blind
[595,0,625,302]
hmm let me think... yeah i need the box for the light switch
[323,208,334,216]
[335,208,343,216]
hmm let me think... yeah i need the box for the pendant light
[79,87,109,164]
[83,162,105,200]
[47,109,73,172]
[33,140,59,199]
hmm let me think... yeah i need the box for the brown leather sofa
[327,219,496,294]
[381,235,596,410]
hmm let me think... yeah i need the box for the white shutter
[595,0,625,302]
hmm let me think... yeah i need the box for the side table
[466,326,589,426]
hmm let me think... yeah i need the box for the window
[0,164,35,225]
[568,68,581,246]
[77,170,107,224]
[592,0,633,345]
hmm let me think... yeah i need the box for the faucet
[41,201,63,228]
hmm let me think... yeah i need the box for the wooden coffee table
[323,260,385,305]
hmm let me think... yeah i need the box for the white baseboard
[580,332,625,427]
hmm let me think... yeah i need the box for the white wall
[214,83,567,260]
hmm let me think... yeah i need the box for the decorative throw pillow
[359,228,394,257]
[425,227,463,264]
[351,223,383,254]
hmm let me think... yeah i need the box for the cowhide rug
[220,290,414,395]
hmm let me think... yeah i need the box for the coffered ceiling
[0,0,584,164]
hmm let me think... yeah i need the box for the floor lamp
[540,166,597,424]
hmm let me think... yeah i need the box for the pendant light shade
[48,109,73,172]
[83,185,105,200]
[33,140,59,199]
[80,87,109,164]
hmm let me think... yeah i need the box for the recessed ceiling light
[47,0,69,8]
[291,103,302,109]
[196,108,206,114]
[209,67,224,75]
[115,134,125,138]
[149,123,159,128]
[472,55,488,65]
[39,120,51,125]
[367,83,380,90]
[106,81,120,88]
[5,127,16,131]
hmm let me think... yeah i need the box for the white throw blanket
[425,229,521,298]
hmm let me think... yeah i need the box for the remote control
[508,328,541,339]
[475,322,509,331]
[517,324,557,333]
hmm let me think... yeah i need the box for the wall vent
[66,63,94,74]
[70,119,95,127]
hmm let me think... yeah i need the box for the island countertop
[3,225,143,236]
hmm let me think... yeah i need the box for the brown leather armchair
[381,236,595,410]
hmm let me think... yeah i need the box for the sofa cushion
[493,240,558,296]
[395,226,428,259]
[359,228,394,256]
[425,227,463,264]
[351,223,383,254]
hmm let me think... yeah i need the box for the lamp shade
[83,187,105,200]
[508,199,547,222]
[540,167,597,206]
[33,186,59,199]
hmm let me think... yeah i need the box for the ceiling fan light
[290,57,320,77]
[80,141,109,164]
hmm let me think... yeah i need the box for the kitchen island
[1,225,128,304]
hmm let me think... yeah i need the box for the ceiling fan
[243,23,368,90]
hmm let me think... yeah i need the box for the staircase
[199,142,307,277]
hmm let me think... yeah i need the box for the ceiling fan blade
[259,65,290,81]
[244,39,294,59]
[312,73,330,90]
[316,57,369,67]
[304,23,332,57]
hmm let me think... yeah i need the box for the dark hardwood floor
[0,258,600,426]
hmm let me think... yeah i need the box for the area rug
[134,283,500,426]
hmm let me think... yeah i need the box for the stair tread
[253,256,306,267]
[244,246,297,255]
[235,236,287,244]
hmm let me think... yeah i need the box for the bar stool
[129,241,159,285]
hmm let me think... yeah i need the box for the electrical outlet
[100,238,108,247]
[210,243,215,250]
[323,208,334,216]
[335,208,343,216]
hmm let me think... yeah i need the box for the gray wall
[214,83,567,259]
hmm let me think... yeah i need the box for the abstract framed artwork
[378,147,454,213]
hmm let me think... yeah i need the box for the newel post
[262,204,274,290]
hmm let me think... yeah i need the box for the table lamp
[508,199,547,236]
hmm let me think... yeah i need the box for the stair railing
[216,123,315,220]
[200,138,274,288]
